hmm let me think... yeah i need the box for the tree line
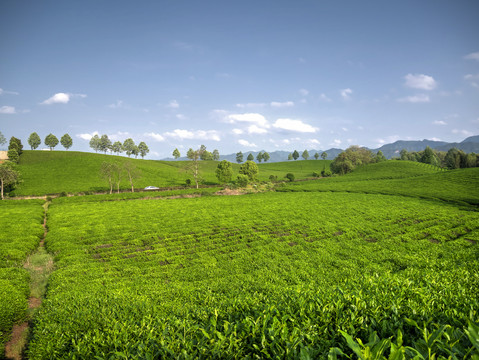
[90,135,149,159]
[398,147,478,169]
[288,150,328,161]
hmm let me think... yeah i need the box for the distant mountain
[162,135,478,162]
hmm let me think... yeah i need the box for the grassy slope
[280,161,479,205]
[14,151,330,196]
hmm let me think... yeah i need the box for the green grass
[14,151,331,196]
[279,161,479,206]
[26,192,479,358]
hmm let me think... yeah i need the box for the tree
[400,149,409,161]
[7,149,19,163]
[8,137,23,155]
[236,174,249,187]
[330,146,373,175]
[420,146,439,166]
[132,145,140,158]
[28,132,41,150]
[186,147,204,189]
[44,134,59,151]
[124,161,141,192]
[111,141,123,155]
[172,148,181,159]
[314,152,319,160]
[236,151,243,163]
[0,131,6,149]
[138,142,149,159]
[288,153,293,160]
[100,162,115,194]
[239,160,258,182]
[375,150,386,162]
[215,160,233,183]
[90,134,101,153]
[263,152,270,162]
[201,151,213,160]
[247,153,254,161]
[302,150,309,160]
[256,152,263,163]
[321,152,328,160]
[212,149,220,161]
[292,150,299,160]
[0,161,20,200]
[445,148,461,169]
[99,135,112,154]
[61,134,73,150]
[123,138,136,157]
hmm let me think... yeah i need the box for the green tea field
[1,153,479,359]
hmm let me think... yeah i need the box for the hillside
[13,151,330,196]
[279,161,479,206]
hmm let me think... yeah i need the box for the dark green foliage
[292,150,299,160]
[44,133,59,151]
[285,172,295,182]
[331,146,373,174]
[7,148,19,163]
[99,135,112,154]
[89,134,101,152]
[236,173,249,187]
[263,152,270,162]
[138,142,149,159]
[302,150,309,160]
[60,134,73,150]
[123,138,136,157]
[236,151,243,163]
[256,151,263,162]
[375,150,386,162]
[8,136,23,155]
[247,153,254,161]
[172,148,181,159]
[421,146,439,166]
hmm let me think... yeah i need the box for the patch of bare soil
[4,322,28,360]
[215,189,245,196]
[29,297,42,309]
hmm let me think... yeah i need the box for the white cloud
[452,129,473,137]
[330,139,342,147]
[464,74,479,88]
[404,74,437,90]
[166,100,180,109]
[238,139,257,148]
[464,52,479,61]
[164,129,221,141]
[432,120,447,126]
[76,131,99,141]
[273,118,318,133]
[319,93,332,102]
[109,131,131,141]
[271,101,294,108]
[235,102,267,108]
[227,113,269,128]
[176,114,188,120]
[0,88,19,95]
[0,105,16,114]
[308,139,320,145]
[299,89,309,96]
[340,88,353,100]
[41,92,86,105]
[144,132,166,142]
[108,100,124,109]
[397,94,430,103]
[247,125,268,134]
[232,128,243,135]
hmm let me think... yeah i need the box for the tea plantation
[1,154,479,359]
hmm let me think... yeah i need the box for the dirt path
[4,201,53,360]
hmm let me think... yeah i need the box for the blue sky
[1,0,478,158]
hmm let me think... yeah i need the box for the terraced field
[25,192,479,358]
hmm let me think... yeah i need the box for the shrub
[236,174,249,187]
[285,173,295,182]
[312,171,320,177]
[269,175,278,182]
[321,169,332,177]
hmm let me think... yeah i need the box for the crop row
[0,200,44,355]
[25,192,479,358]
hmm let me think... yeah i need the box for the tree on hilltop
[28,132,41,150]
[138,142,149,159]
[112,141,123,155]
[314,152,319,160]
[239,160,258,182]
[292,150,299,160]
[263,152,270,162]
[256,152,263,163]
[172,148,181,159]
[236,151,243,163]
[44,134,59,151]
[90,135,101,153]
[9,137,23,155]
[123,138,136,157]
[99,135,112,154]
[61,134,73,150]
[302,150,309,160]
[247,153,254,161]
[321,152,328,160]
[331,146,373,175]
[212,149,220,161]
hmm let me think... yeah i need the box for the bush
[321,169,332,177]
[236,174,249,187]
[312,171,320,177]
[7,149,19,163]
[269,175,278,182]
[285,173,295,182]
[185,179,192,187]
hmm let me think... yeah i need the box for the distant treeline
[397,147,478,169]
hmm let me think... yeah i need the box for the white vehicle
[144,186,160,191]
